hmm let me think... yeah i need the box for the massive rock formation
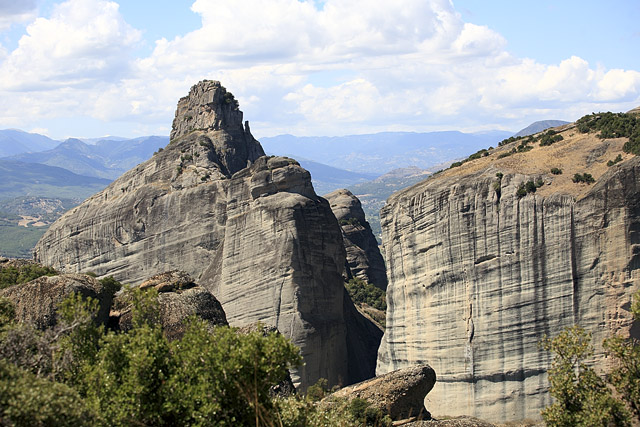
[34,80,379,389]
[377,125,640,422]
[325,189,387,289]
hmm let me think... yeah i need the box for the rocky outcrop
[34,80,380,390]
[0,274,113,329]
[325,189,387,289]
[326,364,436,420]
[114,271,228,340]
[377,152,640,421]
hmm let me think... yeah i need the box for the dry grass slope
[431,120,635,200]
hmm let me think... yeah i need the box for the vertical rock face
[34,80,379,389]
[377,157,640,422]
[325,189,387,290]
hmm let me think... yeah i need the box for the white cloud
[0,0,141,91]
[0,0,38,32]
[0,0,639,138]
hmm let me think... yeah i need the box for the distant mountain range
[0,159,111,200]
[1,121,567,258]
[5,136,168,179]
[260,130,513,175]
[0,129,59,156]
[513,120,570,137]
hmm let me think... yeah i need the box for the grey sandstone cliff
[325,189,387,289]
[377,136,640,421]
[34,80,380,389]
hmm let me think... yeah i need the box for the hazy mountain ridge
[0,159,111,200]
[5,135,168,179]
[513,120,570,137]
[261,130,513,174]
[0,129,59,156]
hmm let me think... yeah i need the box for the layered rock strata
[34,80,379,389]
[377,156,640,421]
[325,189,387,289]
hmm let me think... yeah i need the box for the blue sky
[0,0,638,140]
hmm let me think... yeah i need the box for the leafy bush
[550,168,563,175]
[345,278,386,311]
[222,90,239,110]
[541,326,631,426]
[339,217,361,227]
[517,179,543,198]
[0,359,97,426]
[608,154,624,167]
[572,173,595,184]
[542,290,640,425]
[498,135,525,147]
[0,289,303,426]
[0,264,58,290]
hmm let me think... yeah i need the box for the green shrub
[345,278,386,311]
[573,173,595,184]
[540,326,631,426]
[449,161,463,168]
[223,90,239,110]
[0,290,303,427]
[0,264,58,290]
[339,217,361,227]
[550,168,563,175]
[0,359,97,426]
[607,154,624,167]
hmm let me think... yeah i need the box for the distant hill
[0,129,59,157]
[0,159,111,199]
[513,120,570,137]
[260,130,512,175]
[347,166,433,240]
[0,196,81,258]
[297,159,379,195]
[5,136,169,179]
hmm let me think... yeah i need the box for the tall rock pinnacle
[34,80,381,390]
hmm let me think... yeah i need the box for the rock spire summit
[170,80,245,140]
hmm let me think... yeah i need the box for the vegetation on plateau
[541,289,640,426]
[576,112,640,154]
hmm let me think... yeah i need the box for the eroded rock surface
[114,271,228,340]
[34,80,379,389]
[0,273,113,329]
[377,156,640,421]
[325,189,387,289]
[326,364,436,420]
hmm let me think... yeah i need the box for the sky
[0,0,639,140]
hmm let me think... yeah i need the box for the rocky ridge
[325,189,387,289]
[377,118,640,421]
[34,80,380,390]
